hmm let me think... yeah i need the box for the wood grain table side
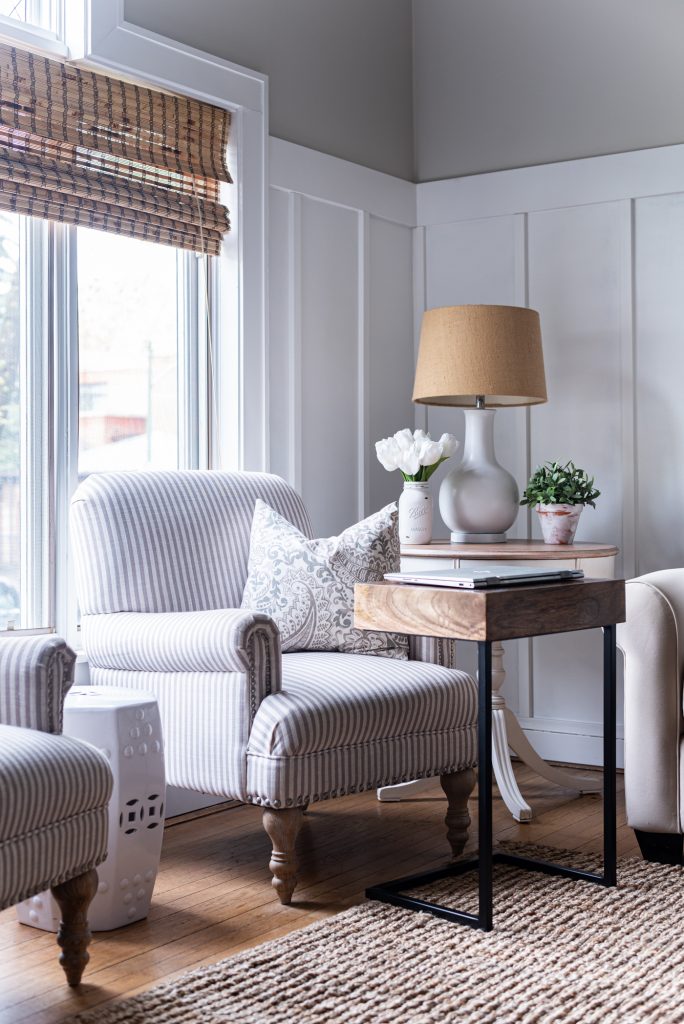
[354,578,626,643]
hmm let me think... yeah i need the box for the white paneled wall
[634,194,684,576]
[267,138,684,767]
[416,143,684,766]
[268,139,415,536]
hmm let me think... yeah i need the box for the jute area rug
[68,845,684,1024]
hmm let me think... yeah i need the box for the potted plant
[520,460,600,544]
[375,429,459,544]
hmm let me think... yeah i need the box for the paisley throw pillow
[240,500,408,659]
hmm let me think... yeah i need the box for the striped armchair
[0,636,112,985]
[71,471,478,903]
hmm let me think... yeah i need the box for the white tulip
[438,433,460,458]
[418,438,442,466]
[393,428,414,452]
[413,428,428,441]
[398,447,421,476]
[375,438,401,471]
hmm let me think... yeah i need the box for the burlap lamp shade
[412,304,547,543]
[413,305,547,407]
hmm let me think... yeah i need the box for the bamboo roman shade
[0,43,231,255]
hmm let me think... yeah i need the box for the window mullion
[177,251,207,471]
[19,216,49,630]
[51,222,78,643]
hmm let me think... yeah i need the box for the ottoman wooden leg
[262,808,305,905]
[51,868,99,986]
[440,768,477,859]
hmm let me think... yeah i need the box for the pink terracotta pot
[536,503,583,544]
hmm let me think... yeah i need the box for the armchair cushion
[0,725,111,841]
[0,724,111,907]
[241,500,408,659]
[246,652,477,807]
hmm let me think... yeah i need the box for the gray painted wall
[124,0,415,180]
[413,0,684,181]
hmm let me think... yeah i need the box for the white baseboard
[521,727,624,771]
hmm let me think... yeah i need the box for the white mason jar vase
[398,481,433,544]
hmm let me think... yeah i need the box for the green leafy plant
[520,460,600,509]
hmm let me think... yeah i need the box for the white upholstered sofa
[617,570,684,865]
[71,470,479,902]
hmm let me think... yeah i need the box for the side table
[355,576,625,931]
[16,686,165,932]
[377,540,618,821]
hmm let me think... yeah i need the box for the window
[0,20,256,640]
[0,0,62,42]
[0,216,214,634]
[0,213,21,627]
[0,30,236,638]
[77,229,182,475]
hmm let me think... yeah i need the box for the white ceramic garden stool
[16,686,165,932]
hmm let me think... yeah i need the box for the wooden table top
[401,539,619,560]
[354,577,625,643]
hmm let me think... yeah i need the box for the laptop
[383,564,584,590]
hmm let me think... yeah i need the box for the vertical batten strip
[288,192,303,495]
[357,210,371,521]
[412,225,428,434]
[620,198,638,581]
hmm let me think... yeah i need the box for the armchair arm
[617,570,684,833]
[409,635,456,668]
[82,608,281,681]
[0,635,76,734]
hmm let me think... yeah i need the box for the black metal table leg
[603,623,617,887]
[365,625,618,930]
[477,640,493,931]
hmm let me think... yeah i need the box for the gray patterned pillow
[241,500,409,659]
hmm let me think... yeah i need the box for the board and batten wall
[267,138,417,536]
[416,142,684,767]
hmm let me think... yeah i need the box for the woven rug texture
[67,845,684,1024]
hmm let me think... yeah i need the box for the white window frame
[0,4,270,639]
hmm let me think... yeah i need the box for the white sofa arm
[82,609,281,681]
[617,571,684,834]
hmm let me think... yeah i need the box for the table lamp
[412,305,547,543]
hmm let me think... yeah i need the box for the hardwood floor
[0,766,637,1024]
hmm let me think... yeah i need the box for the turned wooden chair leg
[262,807,304,905]
[440,768,476,859]
[50,868,99,987]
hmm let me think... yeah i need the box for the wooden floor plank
[0,766,640,1024]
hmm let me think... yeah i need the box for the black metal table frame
[366,625,617,931]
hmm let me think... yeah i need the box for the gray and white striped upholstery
[0,636,112,911]
[0,724,111,907]
[71,471,478,807]
[0,635,76,734]
[71,470,312,614]
[247,652,478,807]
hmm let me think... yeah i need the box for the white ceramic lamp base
[439,408,519,543]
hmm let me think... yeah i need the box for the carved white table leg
[489,641,532,822]
[377,777,436,802]
[503,708,602,794]
[489,641,600,821]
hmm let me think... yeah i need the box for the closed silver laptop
[383,565,584,590]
